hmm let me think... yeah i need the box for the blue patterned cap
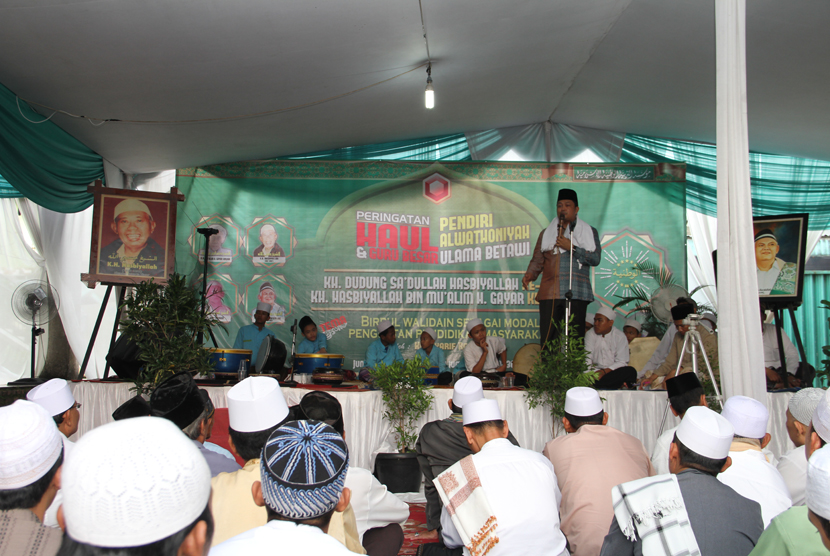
[260,420,349,519]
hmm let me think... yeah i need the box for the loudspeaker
[106,335,143,380]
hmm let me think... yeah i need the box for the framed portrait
[752,213,809,305]
[82,182,184,287]
[191,215,240,266]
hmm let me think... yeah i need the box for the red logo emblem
[423,173,451,204]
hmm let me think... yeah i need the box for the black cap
[670,304,695,321]
[754,228,777,242]
[150,371,206,429]
[297,391,344,435]
[112,395,151,421]
[299,316,315,331]
[557,188,578,206]
[666,373,702,398]
[199,389,215,419]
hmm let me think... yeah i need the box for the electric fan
[11,280,60,383]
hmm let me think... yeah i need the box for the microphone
[197,227,219,236]
[570,219,577,232]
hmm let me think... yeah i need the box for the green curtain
[0,81,101,212]
[278,133,471,161]
[621,134,830,231]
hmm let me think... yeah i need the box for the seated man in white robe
[461,318,525,386]
[437,399,568,556]
[650,373,707,475]
[209,420,355,556]
[639,298,696,377]
[718,395,792,527]
[777,388,825,506]
[585,306,637,389]
[761,308,801,389]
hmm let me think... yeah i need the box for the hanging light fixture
[425,64,434,109]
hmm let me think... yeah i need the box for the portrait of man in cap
[253,281,286,324]
[98,196,166,277]
[754,227,797,296]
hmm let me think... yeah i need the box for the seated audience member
[650,373,707,474]
[415,377,519,533]
[719,395,792,527]
[26,379,80,527]
[543,387,653,556]
[112,394,151,420]
[210,376,290,544]
[585,306,637,390]
[640,297,696,375]
[806,445,830,552]
[362,320,403,380]
[58,416,213,556]
[299,391,409,556]
[642,303,718,390]
[150,372,240,477]
[701,312,717,333]
[761,308,801,389]
[622,318,641,344]
[585,313,595,333]
[600,406,763,556]
[297,315,328,354]
[462,319,526,386]
[777,388,825,506]
[437,399,567,556]
[0,401,64,556]
[416,327,448,378]
[209,421,355,555]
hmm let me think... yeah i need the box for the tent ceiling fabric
[0,0,828,174]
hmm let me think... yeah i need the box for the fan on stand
[10,280,60,385]
[649,284,690,325]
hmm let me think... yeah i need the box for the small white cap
[596,306,616,321]
[623,319,642,332]
[675,406,734,460]
[811,389,830,443]
[228,376,289,433]
[26,378,75,416]
[62,417,211,547]
[0,401,63,489]
[721,395,769,439]
[255,301,271,313]
[788,388,825,426]
[453,376,484,408]
[585,313,595,324]
[702,312,717,325]
[463,399,502,425]
[113,198,152,220]
[466,318,483,333]
[377,320,393,334]
[807,445,830,520]
[564,387,603,417]
[422,327,437,341]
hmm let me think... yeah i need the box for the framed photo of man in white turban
[752,213,808,304]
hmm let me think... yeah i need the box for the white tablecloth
[68,381,795,470]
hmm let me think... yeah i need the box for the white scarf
[434,455,499,556]
[611,474,700,556]
[541,217,596,264]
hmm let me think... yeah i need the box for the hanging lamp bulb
[425,65,434,109]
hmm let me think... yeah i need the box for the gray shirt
[194,440,241,477]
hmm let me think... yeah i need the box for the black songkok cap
[670,304,695,321]
[112,395,151,421]
[666,373,702,398]
[754,228,777,242]
[199,389,215,419]
[299,316,315,331]
[557,188,578,206]
[298,391,344,435]
[150,371,206,429]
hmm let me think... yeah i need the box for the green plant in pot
[372,356,434,493]
[119,273,219,394]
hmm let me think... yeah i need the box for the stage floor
[67,381,795,470]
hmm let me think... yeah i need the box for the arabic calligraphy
[573,167,655,181]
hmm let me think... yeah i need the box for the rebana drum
[293,353,344,375]
[208,348,252,376]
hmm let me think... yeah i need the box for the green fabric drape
[278,133,471,161]
[0,82,101,212]
[621,134,830,231]
[0,174,22,198]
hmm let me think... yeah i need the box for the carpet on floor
[399,503,434,555]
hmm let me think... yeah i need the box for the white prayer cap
[0,401,63,490]
[113,198,152,220]
[465,318,483,333]
[564,387,603,417]
[595,306,616,321]
[811,389,830,443]
[26,378,75,416]
[721,395,769,439]
[702,312,717,325]
[463,399,502,426]
[585,313,594,324]
[228,376,289,433]
[255,301,271,313]
[453,376,484,408]
[789,388,825,426]
[675,406,734,460]
[62,417,210,547]
[807,445,830,520]
[422,327,437,341]
[377,320,393,334]
[623,319,642,332]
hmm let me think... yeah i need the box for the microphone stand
[196,228,219,347]
[561,215,577,345]
[282,319,298,387]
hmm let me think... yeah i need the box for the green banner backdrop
[175,160,687,371]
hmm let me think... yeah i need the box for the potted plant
[371,356,434,493]
[119,273,218,394]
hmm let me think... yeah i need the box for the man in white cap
[761,307,801,390]
[700,312,717,333]
[462,318,506,375]
[210,421,354,555]
[364,320,403,371]
[0,401,64,556]
[416,327,448,377]
[415,377,519,533]
[585,306,637,389]
[437,398,567,556]
[58,416,213,556]
[718,395,792,527]
[622,318,642,344]
[585,313,595,333]
[776,387,826,506]
[640,297,696,377]
[233,301,276,366]
[806,445,830,552]
[210,376,290,544]
[98,197,165,276]
[600,406,763,556]
[650,373,707,475]
[543,387,653,556]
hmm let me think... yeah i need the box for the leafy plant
[818,300,830,385]
[120,274,218,394]
[372,356,434,452]
[525,318,597,421]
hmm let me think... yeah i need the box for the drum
[312,369,345,386]
[424,366,440,386]
[479,373,501,389]
[293,353,344,375]
[208,348,252,376]
[255,337,288,375]
[512,343,542,379]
